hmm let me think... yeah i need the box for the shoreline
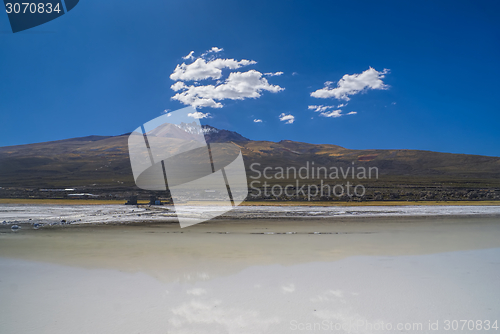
[1,198,500,206]
[1,203,500,230]
[5,213,499,228]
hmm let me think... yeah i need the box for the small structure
[149,195,163,206]
[125,195,138,205]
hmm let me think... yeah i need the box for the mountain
[202,125,249,143]
[0,127,499,201]
[145,122,204,142]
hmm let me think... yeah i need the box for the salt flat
[1,204,500,227]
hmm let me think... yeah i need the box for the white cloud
[308,105,336,112]
[170,49,284,109]
[309,105,355,118]
[253,119,263,123]
[172,70,284,109]
[171,81,186,91]
[182,51,195,61]
[209,46,223,53]
[311,67,389,101]
[201,47,224,58]
[170,58,257,82]
[264,71,283,76]
[188,111,212,119]
[279,113,295,124]
[337,103,347,108]
[319,110,343,118]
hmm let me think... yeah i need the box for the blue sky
[1,0,499,156]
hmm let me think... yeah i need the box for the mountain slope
[0,127,499,201]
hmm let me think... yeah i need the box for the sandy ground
[1,215,499,333]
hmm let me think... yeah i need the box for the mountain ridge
[0,126,499,201]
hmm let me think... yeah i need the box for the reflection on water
[0,216,499,333]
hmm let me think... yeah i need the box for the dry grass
[0,199,129,205]
[240,200,500,206]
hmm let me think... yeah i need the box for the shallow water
[1,214,499,333]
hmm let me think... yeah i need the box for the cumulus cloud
[170,81,187,91]
[253,119,263,123]
[264,71,283,76]
[311,67,389,101]
[172,70,284,109]
[308,105,357,118]
[170,58,256,82]
[182,51,195,61]
[170,48,284,108]
[188,111,212,119]
[308,105,336,112]
[209,46,223,53]
[201,47,224,58]
[279,113,295,124]
[319,110,342,118]
[310,108,357,118]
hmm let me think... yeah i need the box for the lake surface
[1,212,499,333]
